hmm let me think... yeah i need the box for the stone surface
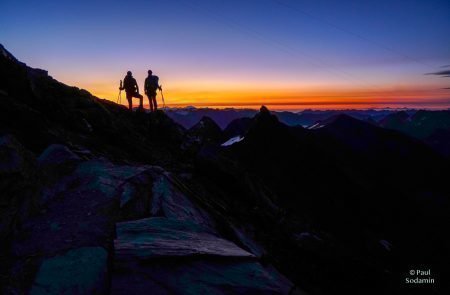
[30,247,108,295]
[112,217,293,295]
[118,169,154,221]
[115,217,254,259]
[151,172,216,229]
[37,144,82,169]
[5,148,124,293]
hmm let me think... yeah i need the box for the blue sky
[1,0,450,109]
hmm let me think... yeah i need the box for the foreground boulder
[30,247,109,295]
[3,142,156,294]
[112,167,298,294]
[7,158,122,294]
[112,218,296,295]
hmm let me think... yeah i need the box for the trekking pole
[117,80,122,104]
[117,90,122,104]
[160,87,166,108]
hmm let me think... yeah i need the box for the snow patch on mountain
[308,123,325,129]
[221,136,244,147]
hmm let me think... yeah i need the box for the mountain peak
[260,105,270,114]
[188,116,222,134]
[186,116,223,142]
[330,113,357,124]
[254,105,279,124]
[199,115,218,126]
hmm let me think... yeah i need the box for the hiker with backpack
[120,71,143,111]
[144,70,162,112]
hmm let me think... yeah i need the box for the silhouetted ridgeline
[165,107,403,129]
[1,44,449,294]
[167,106,450,157]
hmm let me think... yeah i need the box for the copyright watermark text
[405,269,435,284]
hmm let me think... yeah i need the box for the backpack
[123,76,136,92]
[146,75,159,92]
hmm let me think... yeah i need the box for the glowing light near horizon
[73,77,450,111]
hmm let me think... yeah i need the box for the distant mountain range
[167,106,450,157]
[165,106,419,129]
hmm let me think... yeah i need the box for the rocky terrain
[1,44,449,294]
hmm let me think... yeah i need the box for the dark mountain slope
[0,44,186,168]
[223,117,253,139]
[382,110,450,139]
[315,114,446,192]
[196,107,450,295]
[379,110,450,156]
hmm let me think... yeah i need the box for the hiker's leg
[133,93,143,110]
[152,95,158,111]
[148,95,153,112]
[126,93,132,110]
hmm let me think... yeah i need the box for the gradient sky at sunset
[1,0,450,110]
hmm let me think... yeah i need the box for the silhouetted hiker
[120,71,143,111]
[144,70,162,112]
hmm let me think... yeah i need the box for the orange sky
[78,78,450,110]
[4,0,450,111]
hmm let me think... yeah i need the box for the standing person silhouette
[120,71,143,111]
[144,70,162,112]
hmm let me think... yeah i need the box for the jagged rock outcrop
[1,135,296,294]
